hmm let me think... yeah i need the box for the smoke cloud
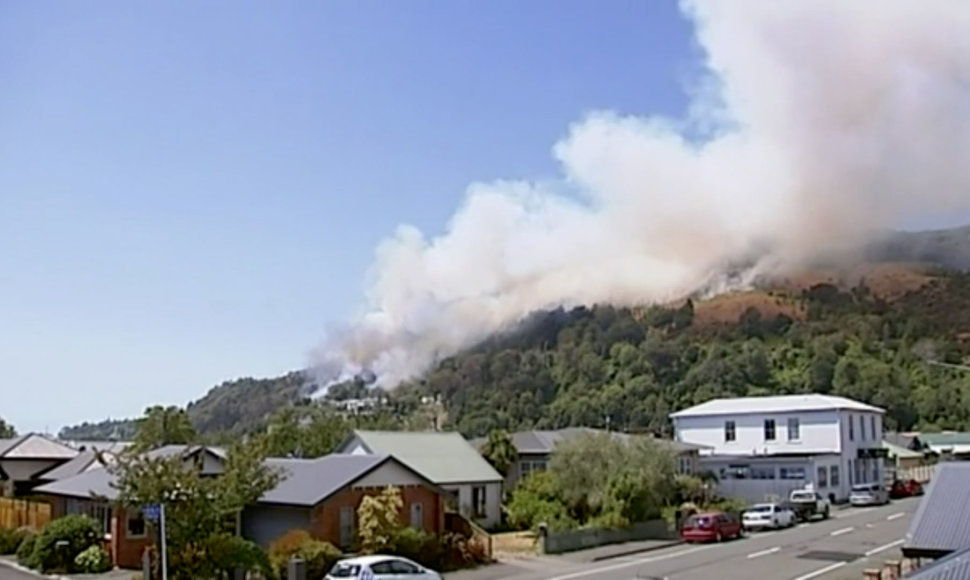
[310,0,970,391]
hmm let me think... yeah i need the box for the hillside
[60,226,970,442]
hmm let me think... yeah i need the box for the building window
[751,466,776,480]
[848,415,854,441]
[471,486,487,518]
[817,466,828,487]
[520,460,546,479]
[830,465,840,487]
[721,465,750,479]
[678,456,694,474]
[764,419,776,441]
[126,510,146,538]
[779,467,806,480]
[860,415,866,441]
[848,460,854,485]
[871,415,877,440]
[725,421,736,442]
[787,417,800,441]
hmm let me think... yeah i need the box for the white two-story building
[670,394,886,503]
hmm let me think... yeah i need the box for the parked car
[789,487,831,521]
[326,556,442,580]
[849,483,890,506]
[889,479,925,499]
[742,502,795,531]
[680,511,743,543]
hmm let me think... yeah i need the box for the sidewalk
[0,558,131,580]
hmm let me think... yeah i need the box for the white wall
[674,409,842,455]
[836,410,885,490]
[443,481,502,529]
[0,459,62,481]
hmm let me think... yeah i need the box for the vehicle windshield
[790,492,814,501]
[747,505,773,513]
[851,485,874,492]
[686,515,711,527]
[328,563,361,578]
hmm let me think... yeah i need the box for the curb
[590,539,685,562]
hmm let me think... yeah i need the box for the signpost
[144,503,167,580]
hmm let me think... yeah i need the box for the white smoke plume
[310,0,970,392]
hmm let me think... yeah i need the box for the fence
[896,465,933,483]
[0,497,52,530]
[538,519,674,555]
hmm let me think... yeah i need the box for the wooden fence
[0,498,52,530]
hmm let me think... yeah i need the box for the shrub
[74,545,112,574]
[268,530,342,580]
[0,527,29,554]
[388,528,490,572]
[16,531,38,568]
[32,514,102,572]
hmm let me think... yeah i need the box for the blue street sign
[143,503,161,521]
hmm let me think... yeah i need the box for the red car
[680,511,743,543]
[890,479,925,499]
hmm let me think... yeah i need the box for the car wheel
[823,507,830,519]
[716,531,723,542]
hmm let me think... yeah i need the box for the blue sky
[0,1,699,432]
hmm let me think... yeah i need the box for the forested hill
[59,224,970,442]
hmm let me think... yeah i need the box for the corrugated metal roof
[919,433,970,447]
[39,450,101,481]
[260,454,389,506]
[471,428,710,456]
[347,431,502,485]
[884,440,925,460]
[904,463,970,558]
[906,546,970,579]
[33,467,117,500]
[670,394,884,418]
[0,434,78,459]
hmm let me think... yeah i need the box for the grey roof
[33,467,117,501]
[906,546,970,579]
[344,431,502,485]
[38,450,103,481]
[146,444,227,460]
[885,432,922,450]
[0,433,78,460]
[472,428,709,455]
[904,463,970,558]
[260,454,390,506]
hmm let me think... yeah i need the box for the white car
[326,555,443,580]
[849,484,890,506]
[742,502,795,530]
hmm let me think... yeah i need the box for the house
[34,447,451,569]
[0,433,80,496]
[903,463,970,565]
[470,427,710,490]
[670,394,887,503]
[335,431,503,528]
[914,432,970,460]
[243,454,447,549]
[883,440,927,473]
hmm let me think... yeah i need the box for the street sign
[143,503,161,521]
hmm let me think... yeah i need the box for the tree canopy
[0,417,15,439]
[132,406,198,451]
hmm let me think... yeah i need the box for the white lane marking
[866,523,875,528]
[887,512,905,521]
[830,526,854,537]
[865,539,906,557]
[747,547,781,559]
[792,562,846,580]
[543,545,711,580]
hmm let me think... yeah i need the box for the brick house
[34,446,449,568]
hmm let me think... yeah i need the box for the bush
[0,527,29,554]
[268,530,342,580]
[16,531,38,568]
[388,528,490,572]
[74,545,112,574]
[32,514,102,572]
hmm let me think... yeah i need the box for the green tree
[132,406,197,452]
[0,417,15,439]
[111,442,279,579]
[258,406,351,459]
[479,429,517,477]
[357,486,403,553]
[506,471,574,531]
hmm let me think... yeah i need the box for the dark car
[889,479,924,499]
[680,511,743,543]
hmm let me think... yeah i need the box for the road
[449,497,920,580]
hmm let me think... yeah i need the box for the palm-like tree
[480,429,518,476]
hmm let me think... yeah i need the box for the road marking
[792,562,846,580]
[887,512,906,521]
[866,523,876,528]
[543,545,711,580]
[830,526,854,537]
[865,539,906,557]
[747,547,781,559]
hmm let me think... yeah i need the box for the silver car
[849,483,889,506]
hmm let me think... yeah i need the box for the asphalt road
[454,497,921,580]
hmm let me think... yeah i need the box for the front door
[339,506,354,548]
[410,502,424,529]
